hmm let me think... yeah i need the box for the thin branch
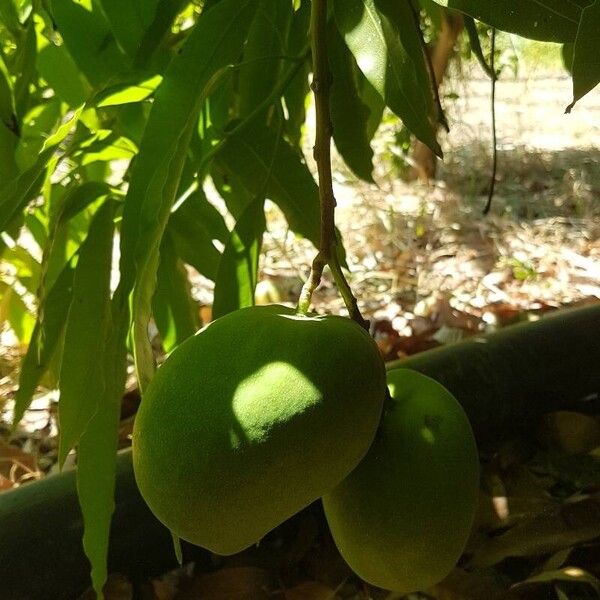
[483,28,498,215]
[311,0,336,260]
[296,0,368,329]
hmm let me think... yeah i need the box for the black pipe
[0,449,209,600]
[387,303,600,446]
[1,304,599,598]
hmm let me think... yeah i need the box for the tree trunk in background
[408,10,464,181]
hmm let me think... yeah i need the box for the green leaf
[0,283,35,343]
[0,107,82,233]
[514,567,600,594]
[212,198,266,320]
[14,18,37,120]
[58,202,115,468]
[216,124,320,245]
[92,73,162,107]
[284,60,310,148]
[0,54,16,131]
[2,243,41,295]
[562,42,575,73]
[375,0,436,118]
[434,0,587,42]
[238,0,293,117]
[49,0,128,88]
[108,103,148,147]
[96,0,162,58]
[0,121,18,183]
[24,211,48,250]
[76,320,128,600]
[57,181,112,223]
[36,182,108,303]
[12,262,75,428]
[36,14,89,107]
[419,0,444,30]
[0,0,21,37]
[72,130,138,166]
[283,1,310,147]
[209,159,256,218]
[167,189,226,281]
[152,230,199,353]
[359,74,385,141]
[134,0,188,68]
[463,16,495,79]
[334,0,441,156]
[118,0,259,393]
[566,0,600,112]
[329,24,375,182]
[15,98,63,171]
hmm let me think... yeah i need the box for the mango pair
[133,304,479,593]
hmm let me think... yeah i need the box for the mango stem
[296,0,368,330]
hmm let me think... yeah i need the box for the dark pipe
[1,304,598,598]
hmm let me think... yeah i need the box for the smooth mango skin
[133,304,386,555]
[323,368,479,592]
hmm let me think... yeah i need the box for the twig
[297,0,368,329]
[483,28,498,215]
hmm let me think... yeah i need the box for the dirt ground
[256,63,600,357]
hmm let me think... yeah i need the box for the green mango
[323,368,479,592]
[133,304,386,555]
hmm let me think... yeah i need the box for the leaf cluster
[0,0,598,595]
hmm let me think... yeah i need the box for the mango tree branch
[297,0,368,330]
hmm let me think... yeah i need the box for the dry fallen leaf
[469,498,600,567]
[0,438,39,489]
[0,474,13,491]
[176,566,272,600]
[539,411,600,455]
[284,581,338,600]
[512,566,600,595]
[429,568,516,600]
[79,574,133,600]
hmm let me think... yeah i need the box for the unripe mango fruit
[323,368,479,592]
[133,304,386,555]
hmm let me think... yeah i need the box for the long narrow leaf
[334,0,441,155]
[68,17,262,594]
[567,0,600,112]
[329,24,375,182]
[49,0,128,87]
[167,189,227,281]
[0,108,82,233]
[238,0,293,117]
[463,16,495,79]
[58,202,115,468]
[152,231,199,353]
[283,2,311,147]
[36,25,89,107]
[14,19,37,120]
[0,53,15,128]
[120,0,259,392]
[216,124,320,245]
[212,198,266,320]
[434,0,586,42]
[76,320,128,600]
[12,262,75,428]
[96,0,161,58]
[134,0,188,68]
